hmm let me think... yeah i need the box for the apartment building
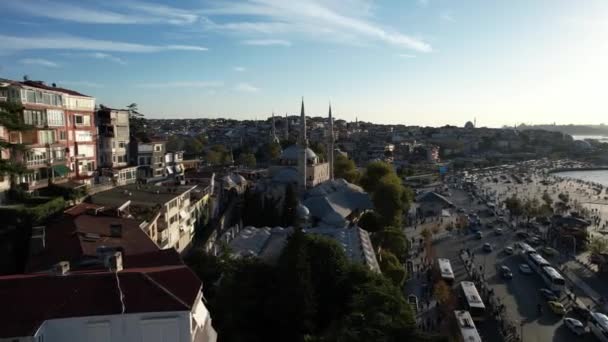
[96,107,130,169]
[0,79,95,191]
[130,139,167,180]
[90,184,208,253]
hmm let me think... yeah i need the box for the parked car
[541,247,559,257]
[539,288,558,301]
[516,231,530,239]
[527,237,542,246]
[547,301,566,315]
[495,228,503,235]
[504,246,514,255]
[570,305,592,321]
[564,317,586,336]
[500,266,513,279]
[519,264,532,274]
[483,243,493,252]
[475,231,483,239]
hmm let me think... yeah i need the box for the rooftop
[0,264,201,338]
[90,184,197,208]
[26,215,160,272]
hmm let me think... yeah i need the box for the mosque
[269,99,334,189]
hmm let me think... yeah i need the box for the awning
[52,164,70,177]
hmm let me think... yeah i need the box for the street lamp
[520,321,524,342]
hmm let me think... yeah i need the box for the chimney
[53,261,70,276]
[52,83,56,88]
[110,223,123,238]
[30,226,46,255]
[104,251,123,272]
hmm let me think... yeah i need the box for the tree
[183,137,204,157]
[238,152,256,168]
[126,103,148,140]
[542,191,553,207]
[504,195,523,218]
[358,211,382,233]
[372,226,409,262]
[433,280,451,305]
[360,161,393,193]
[282,184,298,227]
[421,228,432,242]
[522,198,540,223]
[334,154,360,184]
[0,102,30,191]
[589,236,608,256]
[377,249,406,287]
[558,192,570,204]
[166,135,184,152]
[309,141,326,161]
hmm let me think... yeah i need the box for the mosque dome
[295,203,310,221]
[280,145,318,164]
[464,121,475,129]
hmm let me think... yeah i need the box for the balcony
[26,157,67,168]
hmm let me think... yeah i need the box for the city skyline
[1,0,607,127]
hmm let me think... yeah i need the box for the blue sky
[1,0,607,127]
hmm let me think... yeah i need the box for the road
[435,187,598,342]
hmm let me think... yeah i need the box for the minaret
[270,112,278,143]
[327,103,334,180]
[284,113,289,141]
[298,98,308,190]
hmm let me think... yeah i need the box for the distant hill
[512,124,608,136]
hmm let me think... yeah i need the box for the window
[46,109,65,126]
[42,93,51,105]
[75,131,93,142]
[26,90,36,103]
[38,131,56,144]
[24,110,46,125]
[35,91,43,103]
[74,114,91,126]
[52,149,65,161]
[118,142,126,148]
[59,131,67,140]
[154,144,162,151]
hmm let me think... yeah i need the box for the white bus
[437,258,455,285]
[589,312,608,342]
[460,281,486,321]
[454,310,482,342]
[527,252,550,273]
[540,266,566,293]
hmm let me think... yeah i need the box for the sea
[555,170,608,187]
[572,135,608,143]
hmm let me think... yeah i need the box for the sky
[1,0,607,127]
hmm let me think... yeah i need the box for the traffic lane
[482,242,596,342]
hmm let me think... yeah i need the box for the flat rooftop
[90,183,197,208]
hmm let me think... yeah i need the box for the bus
[454,310,482,342]
[517,242,536,256]
[527,252,550,273]
[460,281,486,321]
[589,312,608,342]
[437,258,455,285]
[539,266,566,293]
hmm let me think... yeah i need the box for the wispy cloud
[203,0,431,52]
[242,39,292,47]
[235,82,260,92]
[0,34,207,53]
[440,11,455,22]
[19,58,59,68]
[58,81,104,88]
[62,52,127,65]
[417,0,430,7]
[1,0,198,25]
[233,66,246,72]
[398,54,416,58]
[135,81,223,88]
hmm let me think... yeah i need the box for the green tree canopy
[360,161,393,193]
[504,195,523,217]
[334,155,360,184]
[358,211,382,233]
[372,226,409,262]
[238,152,256,168]
[377,250,406,287]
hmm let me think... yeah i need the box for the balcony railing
[26,157,67,167]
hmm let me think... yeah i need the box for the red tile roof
[0,265,202,338]
[20,80,92,98]
[26,215,159,272]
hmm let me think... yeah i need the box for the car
[457,208,466,213]
[519,264,532,274]
[475,231,483,239]
[539,288,558,301]
[547,301,566,315]
[408,295,419,313]
[564,317,586,335]
[516,231,530,239]
[527,237,542,246]
[570,305,592,321]
[541,247,559,257]
[500,266,513,279]
[495,228,503,235]
[486,223,494,229]
[504,246,514,255]
[483,243,493,252]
